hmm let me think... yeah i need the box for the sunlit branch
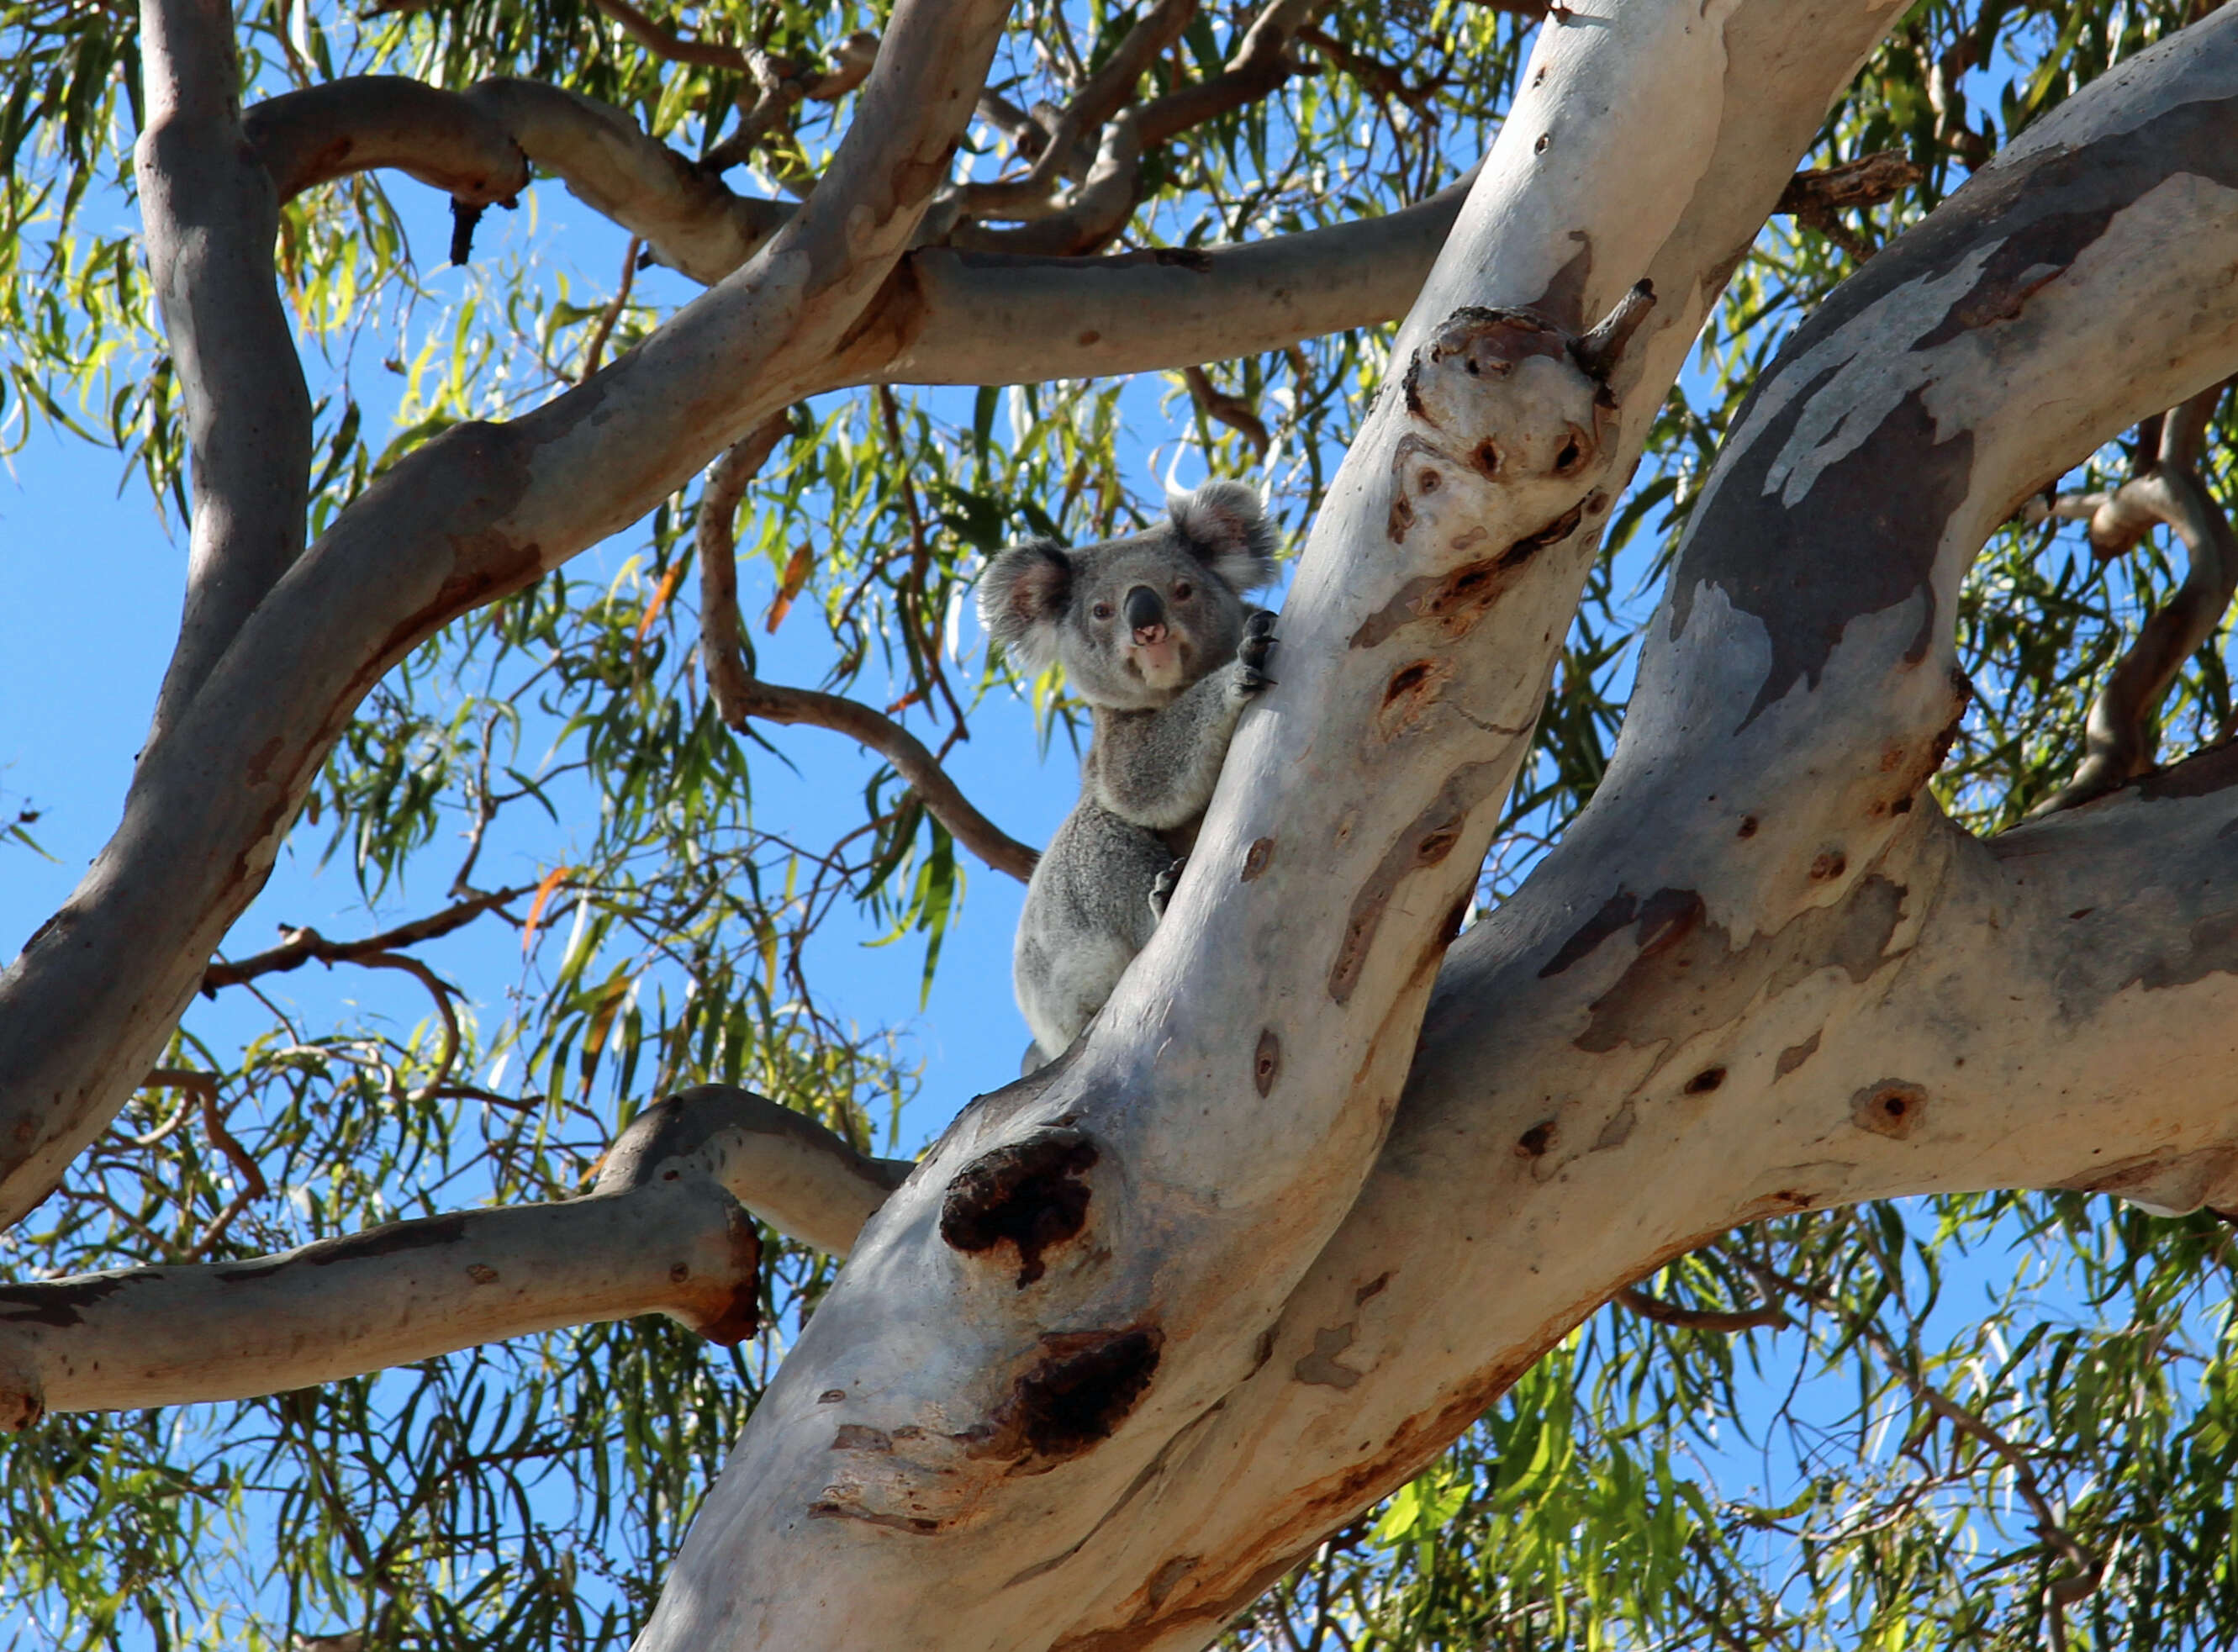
[0,1170,761,1430]
[137,0,314,743]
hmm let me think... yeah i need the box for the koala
[979,481,1280,1070]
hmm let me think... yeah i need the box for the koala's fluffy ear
[1168,480,1277,594]
[977,539,1073,675]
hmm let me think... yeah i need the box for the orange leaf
[636,559,687,643]
[763,542,815,634]
[521,865,572,958]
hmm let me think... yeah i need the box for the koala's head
[977,481,1277,710]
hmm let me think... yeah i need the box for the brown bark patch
[976,1327,1165,1465]
[1682,1066,1726,1095]
[1775,1030,1822,1078]
[673,1203,763,1345]
[1850,1079,1925,1139]
[1514,1120,1555,1157]
[1376,657,1453,741]
[1254,1029,1281,1097]
[1241,836,1275,880]
[1293,1324,1364,1389]
[940,1127,1098,1286]
[831,1423,894,1452]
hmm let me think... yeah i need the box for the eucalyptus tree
[6,0,2238,1646]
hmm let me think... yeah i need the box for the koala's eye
[1174,581,1194,601]
[1092,602,1115,620]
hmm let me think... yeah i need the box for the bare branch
[136,0,314,742]
[201,884,534,992]
[579,235,643,380]
[2028,383,2237,814]
[585,0,745,70]
[594,1085,914,1255]
[947,109,1143,256]
[696,423,1041,881]
[1773,149,1919,218]
[1182,364,1271,457]
[0,0,1011,1230]
[1614,1283,1788,1334]
[0,1174,759,1428]
[244,75,529,204]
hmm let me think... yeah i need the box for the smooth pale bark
[1006,23,2238,1645]
[0,1085,908,1426]
[134,0,313,742]
[0,1178,757,1428]
[632,1,1909,1646]
[0,0,1012,1230]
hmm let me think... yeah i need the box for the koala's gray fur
[978,481,1279,1069]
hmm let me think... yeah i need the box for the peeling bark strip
[1672,82,2238,727]
[940,1128,1099,1285]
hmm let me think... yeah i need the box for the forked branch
[2027,383,2237,814]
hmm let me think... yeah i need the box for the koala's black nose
[1125,585,1166,638]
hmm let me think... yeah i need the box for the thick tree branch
[0,1170,758,1430]
[243,76,529,203]
[695,420,1041,881]
[136,0,314,743]
[1013,24,2238,1643]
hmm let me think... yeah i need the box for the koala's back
[1013,798,1172,1064]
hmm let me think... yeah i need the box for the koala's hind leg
[1013,802,1170,1063]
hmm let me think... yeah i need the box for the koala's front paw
[1148,857,1188,922]
[1236,610,1279,693]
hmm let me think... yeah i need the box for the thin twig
[202,884,534,993]
[578,235,642,380]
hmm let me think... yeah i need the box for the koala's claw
[1237,610,1280,691]
[1148,857,1188,922]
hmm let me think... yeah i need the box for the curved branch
[2028,384,2238,814]
[0,1172,759,1428]
[948,109,1143,256]
[695,422,1041,881]
[243,75,529,204]
[136,0,314,743]
[594,1085,914,1256]
[1614,1283,1788,1334]
[0,0,1012,1229]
